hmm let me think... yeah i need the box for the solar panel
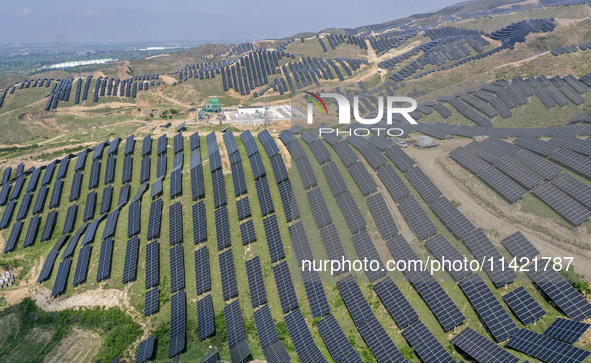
[194,246,211,295]
[236,197,251,221]
[51,257,72,297]
[501,231,539,260]
[74,149,88,172]
[96,237,114,282]
[190,132,200,151]
[462,228,516,287]
[288,220,314,265]
[32,185,48,215]
[192,201,207,244]
[527,268,591,321]
[273,261,299,314]
[317,314,363,363]
[424,233,470,281]
[69,171,82,201]
[357,315,407,363]
[309,139,332,164]
[384,145,415,172]
[215,205,231,250]
[459,274,519,342]
[191,166,205,201]
[284,309,327,363]
[502,286,546,325]
[100,185,113,215]
[102,208,119,240]
[211,170,227,208]
[245,256,268,308]
[2,219,21,253]
[197,294,215,340]
[387,234,465,331]
[248,152,266,180]
[544,317,590,344]
[219,248,238,300]
[56,156,70,180]
[398,195,437,240]
[230,162,247,197]
[23,215,41,248]
[209,151,222,173]
[322,161,347,197]
[157,134,167,155]
[117,183,130,207]
[63,204,78,235]
[294,156,317,190]
[169,202,183,245]
[136,335,155,363]
[48,179,63,209]
[121,154,133,184]
[169,244,185,293]
[88,159,101,189]
[169,167,182,199]
[359,143,387,170]
[224,299,247,348]
[73,243,92,286]
[495,157,544,189]
[147,198,163,240]
[452,327,519,363]
[507,328,591,363]
[256,177,275,216]
[157,154,167,178]
[173,132,184,154]
[307,188,332,229]
[377,164,410,202]
[533,181,591,225]
[270,154,289,184]
[550,148,591,179]
[301,269,331,318]
[144,287,159,316]
[253,305,291,363]
[240,219,257,245]
[374,276,418,329]
[335,190,366,234]
[263,215,285,263]
[145,240,160,289]
[403,320,455,363]
[351,230,385,282]
[16,192,32,221]
[477,166,527,203]
[40,209,57,241]
[0,200,16,230]
[140,156,150,183]
[333,141,359,167]
[122,237,140,283]
[277,180,299,222]
[551,172,591,209]
[169,290,186,358]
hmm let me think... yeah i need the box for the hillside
[1,0,591,362]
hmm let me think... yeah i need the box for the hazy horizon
[1,0,460,45]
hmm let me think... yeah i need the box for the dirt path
[494,50,550,69]
[42,329,101,363]
[32,287,131,312]
[405,140,591,276]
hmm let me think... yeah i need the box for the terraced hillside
[1,0,591,362]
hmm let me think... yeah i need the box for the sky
[1,0,462,45]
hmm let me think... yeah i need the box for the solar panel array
[347,161,378,196]
[96,237,114,282]
[219,249,238,300]
[317,314,363,363]
[307,187,332,229]
[145,240,159,289]
[169,290,186,358]
[507,328,591,363]
[462,228,516,287]
[501,231,539,260]
[144,287,159,316]
[194,246,211,295]
[263,214,285,263]
[224,299,251,361]
[273,261,299,314]
[544,317,591,344]
[284,309,327,363]
[459,274,519,342]
[532,181,591,225]
[402,320,455,363]
[387,234,466,331]
[373,276,418,329]
[122,236,139,283]
[245,256,267,308]
[197,294,215,340]
[169,244,185,293]
[527,268,591,321]
[136,335,156,363]
[147,198,163,240]
[398,195,437,240]
[253,305,291,363]
[452,327,519,363]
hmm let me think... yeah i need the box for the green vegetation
[0,298,141,363]
[561,268,591,296]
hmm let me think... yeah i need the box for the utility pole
[264,96,270,127]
